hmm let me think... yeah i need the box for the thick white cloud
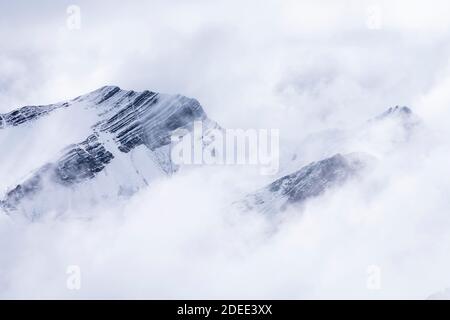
[1,0,450,299]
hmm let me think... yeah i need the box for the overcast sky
[1,0,450,134]
[2,0,450,299]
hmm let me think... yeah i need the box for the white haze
[1,0,450,299]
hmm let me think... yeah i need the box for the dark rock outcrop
[239,153,370,214]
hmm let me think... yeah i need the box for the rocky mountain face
[0,85,416,221]
[372,105,413,121]
[237,153,371,214]
[236,105,418,215]
[0,86,218,220]
[0,104,68,129]
[278,104,420,178]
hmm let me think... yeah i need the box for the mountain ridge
[0,86,218,219]
[0,86,418,221]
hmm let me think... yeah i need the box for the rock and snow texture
[278,104,421,178]
[0,104,66,129]
[372,105,414,122]
[0,85,418,222]
[236,105,420,215]
[0,86,218,220]
[237,153,371,214]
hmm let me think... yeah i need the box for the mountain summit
[237,153,372,214]
[0,88,419,221]
[0,86,218,219]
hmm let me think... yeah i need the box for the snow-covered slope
[279,105,421,178]
[0,87,420,222]
[237,106,421,215]
[0,86,218,220]
[371,105,415,122]
[236,106,422,215]
[237,153,371,214]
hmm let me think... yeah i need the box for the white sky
[1,0,450,133]
[2,0,450,299]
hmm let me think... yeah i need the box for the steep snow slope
[0,86,219,220]
[0,88,420,222]
[279,105,421,178]
[237,107,421,215]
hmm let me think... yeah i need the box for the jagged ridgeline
[236,153,372,214]
[0,86,218,219]
[0,84,418,221]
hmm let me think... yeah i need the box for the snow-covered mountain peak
[237,153,373,215]
[0,86,217,220]
[375,105,412,120]
[371,105,420,129]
